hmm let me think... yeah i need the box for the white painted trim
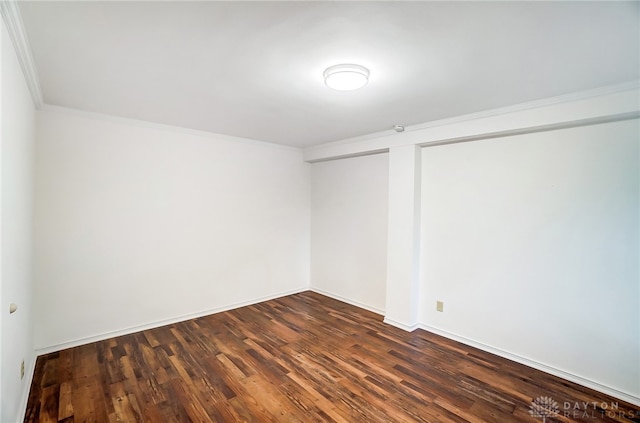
[306,81,639,153]
[39,104,302,152]
[383,317,419,332]
[419,324,640,407]
[310,287,385,316]
[409,80,640,134]
[306,148,390,164]
[29,288,639,408]
[35,287,308,356]
[418,111,640,148]
[304,84,640,162]
[16,355,36,423]
[0,1,43,108]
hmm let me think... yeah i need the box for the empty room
[1,1,639,422]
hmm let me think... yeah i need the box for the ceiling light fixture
[323,64,369,91]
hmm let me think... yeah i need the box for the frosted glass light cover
[324,64,369,91]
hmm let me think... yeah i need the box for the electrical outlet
[20,360,25,379]
[436,301,444,312]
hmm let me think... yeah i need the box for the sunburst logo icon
[529,396,560,422]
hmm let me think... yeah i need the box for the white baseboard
[309,287,385,316]
[35,287,308,356]
[419,324,640,407]
[17,353,37,423]
[383,317,420,332]
[29,289,639,410]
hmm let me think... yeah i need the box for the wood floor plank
[57,382,74,421]
[24,291,640,422]
[39,384,59,423]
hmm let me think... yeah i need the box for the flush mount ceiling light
[323,64,370,91]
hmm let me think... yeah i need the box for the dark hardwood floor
[25,291,639,422]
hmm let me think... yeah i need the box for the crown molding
[304,82,640,162]
[406,80,640,134]
[0,1,43,108]
[304,80,640,157]
[40,104,303,152]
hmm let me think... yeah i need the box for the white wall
[305,85,639,404]
[310,153,388,313]
[34,109,310,351]
[1,18,36,423]
[420,119,640,398]
[384,145,422,329]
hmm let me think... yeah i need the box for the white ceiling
[18,1,640,148]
